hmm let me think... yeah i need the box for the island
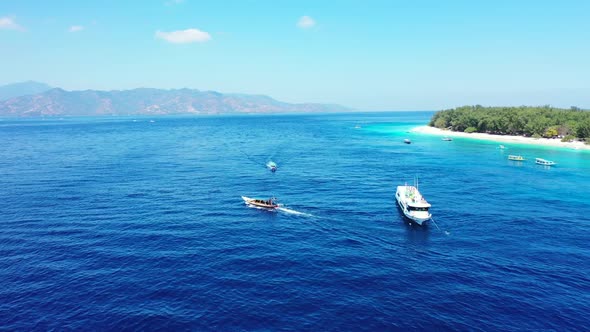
[414,105,590,150]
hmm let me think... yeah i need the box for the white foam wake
[277,207,314,217]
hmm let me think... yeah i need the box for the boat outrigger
[242,196,279,209]
[395,182,432,225]
[266,161,278,172]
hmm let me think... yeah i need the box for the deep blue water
[1,112,589,331]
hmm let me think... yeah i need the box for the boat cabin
[407,206,430,212]
[535,158,555,166]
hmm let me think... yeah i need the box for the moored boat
[508,155,525,161]
[395,184,431,225]
[535,158,556,166]
[404,139,411,144]
[442,137,452,141]
[242,196,279,209]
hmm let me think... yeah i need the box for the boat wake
[243,203,313,217]
[276,207,314,218]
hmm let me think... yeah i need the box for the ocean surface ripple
[1,112,589,330]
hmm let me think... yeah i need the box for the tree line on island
[429,105,590,142]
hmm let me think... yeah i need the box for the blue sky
[1,0,589,110]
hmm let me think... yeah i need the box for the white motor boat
[395,184,431,225]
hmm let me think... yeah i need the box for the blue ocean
[1,112,589,330]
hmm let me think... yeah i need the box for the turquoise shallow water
[0,111,589,330]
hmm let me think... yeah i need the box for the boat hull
[242,196,278,209]
[535,158,555,166]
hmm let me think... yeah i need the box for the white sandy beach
[411,126,590,150]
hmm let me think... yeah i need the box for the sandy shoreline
[411,125,590,150]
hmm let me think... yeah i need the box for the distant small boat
[499,145,505,149]
[442,137,452,141]
[354,125,361,129]
[266,161,277,172]
[508,155,525,161]
[535,158,556,166]
[242,196,279,209]
[404,139,411,144]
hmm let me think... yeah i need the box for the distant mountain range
[0,81,53,101]
[0,81,350,117]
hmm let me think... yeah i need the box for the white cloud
[0,17,24,31]
[69,25,84,32]
[297,16,316,29]
[155,28,211,44]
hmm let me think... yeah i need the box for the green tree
[576,119,590,139]
[544,126,559,138]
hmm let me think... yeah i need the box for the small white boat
[508,155,525,161]
[242,196,279,209]
[404,139,411,144]
[442,137,452,141]
[499,145,505,149]
[395,183,431,225]
[535,158,556,166]
[266,161,277,172]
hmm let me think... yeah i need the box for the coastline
[411,125,590,151]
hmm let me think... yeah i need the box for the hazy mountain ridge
[0,81,53,101]
[0,86,351,117]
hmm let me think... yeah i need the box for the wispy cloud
[69,25,84,32]
[0,17,24,31]
[155,28,211,44]
[297,16,316,29]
